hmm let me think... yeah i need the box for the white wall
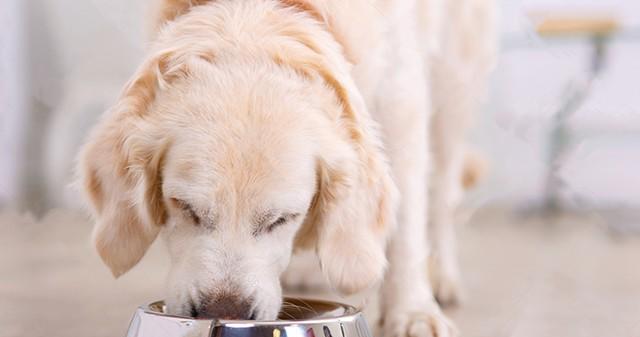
[0,0,149,210]
[1,0,27,206]
[469,0,640,209]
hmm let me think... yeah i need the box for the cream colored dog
[79,0,496,336]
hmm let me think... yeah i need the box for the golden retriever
[78,0,496,336]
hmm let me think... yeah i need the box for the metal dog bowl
[125,298,372,337]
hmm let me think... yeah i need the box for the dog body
[79,0,495,335]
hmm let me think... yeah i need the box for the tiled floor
[1,208,639,337]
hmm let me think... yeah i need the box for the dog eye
[266,213,300,233]
[267,216,288,232]
[170,198,201,225]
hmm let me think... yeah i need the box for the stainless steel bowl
[125,298,372,337]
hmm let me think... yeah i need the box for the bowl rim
[139,297,362,326]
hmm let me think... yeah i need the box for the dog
[78,0,496,336]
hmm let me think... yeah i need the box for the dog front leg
[374,56,456,337]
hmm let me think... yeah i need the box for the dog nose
[196,294,254,320]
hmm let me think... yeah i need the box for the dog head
[79,6,396,320]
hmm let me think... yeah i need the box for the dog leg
[427,51,481,306]
[428,135,466,307]
[428,35,492,307]
[380,175,458,337]
[372,41,456,337]
[428,63,470,306]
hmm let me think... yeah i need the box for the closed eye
[255,212,301,236]
[170,198,201,225]
[267,216,289,232]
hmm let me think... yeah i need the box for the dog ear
[79,53,187,277]
[310,151,396,295]
[288,52,398,295]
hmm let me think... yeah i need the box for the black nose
[196,294,254,320]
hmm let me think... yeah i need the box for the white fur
[77,0,496,334]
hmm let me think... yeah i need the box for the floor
[1,207,639,337]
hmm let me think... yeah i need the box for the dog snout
[196,294,255,320]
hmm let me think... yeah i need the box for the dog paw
[382,307,457,337]
[429,255,463,307]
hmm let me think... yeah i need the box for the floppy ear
[79,54,184,277]
[289,54,398,295]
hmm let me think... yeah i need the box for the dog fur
[79,0,496,335]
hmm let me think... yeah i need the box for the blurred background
[1,0,639,337]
